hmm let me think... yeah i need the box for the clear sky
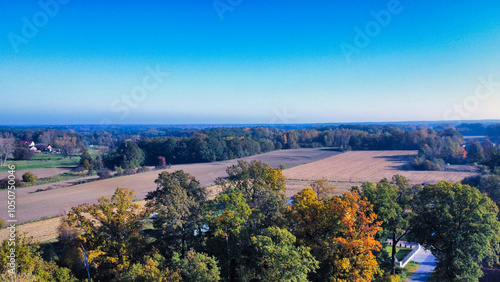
[1,0,500,125]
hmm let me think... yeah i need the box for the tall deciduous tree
[171,250,221,282]
[55,136,79,159]
[329,191,382,281]
[360,175,419,275]
[79,147,92,167]
[37,129,55,145]
[409,181,500,281]
[0,234,77,281]
[115,254,181,282]
[146,170,207,257]
[250,226,319,281]
[289,188,382,281]
[221,160,287,229]
[63,187,146,280]
[0,133,15,166]
[309,177,336,201]
[206,188,252,281]
[116,141,145,170]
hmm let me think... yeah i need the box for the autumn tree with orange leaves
[289,188,382,281]
[329,191,382,281]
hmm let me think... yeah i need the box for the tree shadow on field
[372,154,415,170]
[319,148,343,152]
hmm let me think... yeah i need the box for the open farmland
[283,150,479,196]
[0,167,73,180]
[0,148,340,224]
[0,154,80,173]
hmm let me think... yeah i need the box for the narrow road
[407,248,437,282]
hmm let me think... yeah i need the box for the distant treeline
[98,124,500,173]
[2,123,500,172]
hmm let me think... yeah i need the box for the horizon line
[1,119,500,127]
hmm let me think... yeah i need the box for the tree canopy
[409,181,500,281]
[63,187,146,280]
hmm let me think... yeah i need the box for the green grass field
[0,153,80,172]
[87,147,102,158]
[402,261,420,281]
[383,246,420,280]
[384,246,413,261]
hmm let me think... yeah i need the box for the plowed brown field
[283,150,477,185]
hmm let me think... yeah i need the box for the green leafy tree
[63,187,146,280]
[146,170,207,257]
[0,234,77,281]
[206,188,252,281]
[79,147,92,167]
[221,160,288,229]
[360,175,418,275]
[172,250,221,282]
[466,141,485,163]
[90,155,104,174]
[115,254,181,282]
[115,141,145,170]
[409,181,500,281]
[13,146,34,160]
[468,174,500,218]
[250,226,319,281]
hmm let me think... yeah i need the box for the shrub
[137,166,148,173]
[115,166,124,176]
[157,156,166,168]
[0,177,22,189]
[73,166,85,173]
[124,169,136,175]
[22,172,37,183]
[13,147,35,160]
[410,157,443,170]
[83,159,90,170]
[97,169,112,179]
[0,219,4,228]
[379,275,401,282]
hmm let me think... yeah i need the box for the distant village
[20,140,55,154]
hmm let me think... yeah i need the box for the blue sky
[1,0,500,125]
